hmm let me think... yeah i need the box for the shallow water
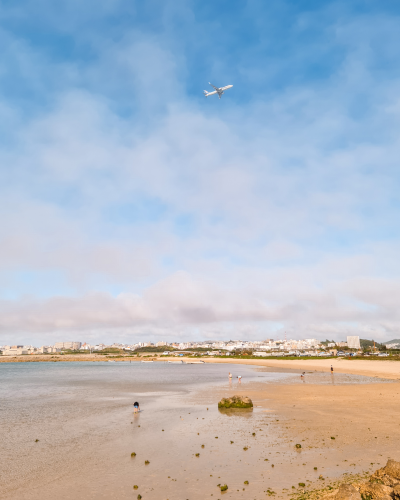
[0,361,392,499]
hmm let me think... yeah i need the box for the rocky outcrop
[335,484,362,500]
[392,485,400,499]
[218,395,253,409]
[370,460,400,487]
[331,460,400,500]
[359,483,393,500]
[384,461,400,482]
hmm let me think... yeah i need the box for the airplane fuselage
[203,83,233,98]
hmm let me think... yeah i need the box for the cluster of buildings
[1,336,363,356]
[0,342,83,356]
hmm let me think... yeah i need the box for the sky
[1,0,400,346]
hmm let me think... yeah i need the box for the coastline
[2,359,400,499]
[2,353,400,379]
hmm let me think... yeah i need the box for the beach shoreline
[2,359,400,499]
[2,353,400,379]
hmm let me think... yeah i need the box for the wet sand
[189,356,400,380]
[188,374,400,496]
[2,361,400,500]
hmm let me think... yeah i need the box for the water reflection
[218,407,253,418]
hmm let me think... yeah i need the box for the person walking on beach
[133,401,140,413]
[331,365,334,373]
[237,375,242,384]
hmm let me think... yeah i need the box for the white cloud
[1,5,400,344]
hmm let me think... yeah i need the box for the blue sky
[1,0,400,345]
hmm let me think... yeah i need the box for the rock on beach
[371,460,400,487]
[359,483,393,500]
[335,484,361,500]
[330,460,400,500]
[218,395,253,409]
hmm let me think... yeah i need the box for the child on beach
[133,401,140,413]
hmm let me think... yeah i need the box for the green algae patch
[218,396,253,409]
[220,484,228,492]
[131,452,136,457]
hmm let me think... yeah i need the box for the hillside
[385,339,400,345]
[360,339,385,349]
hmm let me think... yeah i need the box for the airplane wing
[209,82,219,91]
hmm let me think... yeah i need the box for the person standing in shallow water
[331,365,334,373]
[229,372,232,380]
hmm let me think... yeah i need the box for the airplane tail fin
[203,90,208,97]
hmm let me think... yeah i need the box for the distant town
[2,336,399,357]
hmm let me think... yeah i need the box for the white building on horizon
[347,336,361,349]
[54,341,82,350]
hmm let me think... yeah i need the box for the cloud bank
[1,1,400,344]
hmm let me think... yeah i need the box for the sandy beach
[2,359,400,499]
[188,368,400,499]
[197,356,400,379]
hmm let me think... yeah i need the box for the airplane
[203,82,233,99]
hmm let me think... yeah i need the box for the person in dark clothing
[331,365,334,373]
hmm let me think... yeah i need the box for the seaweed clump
[218,396,253,409]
